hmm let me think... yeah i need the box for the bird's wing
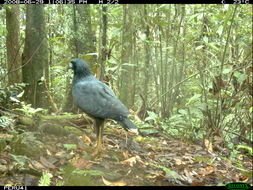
[73,79,129,120]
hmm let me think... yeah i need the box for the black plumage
[70,58,138,152]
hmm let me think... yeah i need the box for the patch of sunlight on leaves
[222,68,231,74]
[236,145,253,156]
[38,172,52,186]
[0,116,12,129]
[14,103,47,116]
[135,136,147,142]
[195,45,204,50]
[73,169,105,176]
[63,144,77,151]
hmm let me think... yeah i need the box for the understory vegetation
[0,4,252,186]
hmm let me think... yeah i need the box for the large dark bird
[70,58,138,153]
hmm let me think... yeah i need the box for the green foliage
[9,132,44,158]
[73,169,105,176]
[0,83,26,108]
[145,111,160,124]
[236,145,253,156]
[38,172,52,186]
[58,164,95,186]
[194,156,214,165]
[0,116,12,129]
[63,144,77,151]
[10,154,31,170]
[149,162,182,182]
[0,139,7,152]
[14,104,47,117]
[233,71,247,84]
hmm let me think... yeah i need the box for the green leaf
[234,72,247,83]
[63,144,77,151]
[222,68,231,74]
[10,154,30,168]
[203,36,208,43]
[139,33,146,41]
[38,172,52,186]
[187,94,201,105]
[195,45,204,50]
[73,169,105,176]
[149,163,182,181]
[217,25,223,36]
[178,109,188,115]
[208,42,219,52]
[237,145,253,156]
[145,111,159,122]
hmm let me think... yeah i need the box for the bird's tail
[118,118,138,134]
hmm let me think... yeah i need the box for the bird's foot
[91,144,106,158]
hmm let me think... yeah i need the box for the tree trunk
[99,5,107,82]
[22,5,49,109]
[119,5,133,107]
[143,4,150,107]
[6,5,22,85]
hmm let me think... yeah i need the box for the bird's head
[70,58,91,76]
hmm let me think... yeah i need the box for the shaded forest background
[0,4,252,186]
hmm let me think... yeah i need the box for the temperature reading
[107,0,118,4]
[234,0,250,3]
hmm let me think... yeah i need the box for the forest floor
[0,116,252,186]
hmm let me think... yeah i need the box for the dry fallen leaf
[183,169,193,183]
[204,139,213,153]
[102,176,126,186]
[198,166,214,176]
[40,156,55,169]
[121,156,137,167]
[122,150,129,159]
[31,160,45,170]
[73,158,92,170]
[173,158,183,165]
[82,135,92,146]
[238,175,249,182]
[55,151,65,157]
[120,155,143,167]
[46,149,52,156]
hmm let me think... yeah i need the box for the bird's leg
[93,118,104,156]
[96,122,104,150]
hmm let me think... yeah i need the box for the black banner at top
[1,0,252,4]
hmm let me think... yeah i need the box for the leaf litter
[0,121,252,186]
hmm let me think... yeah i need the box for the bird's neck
[73,70,92,84]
